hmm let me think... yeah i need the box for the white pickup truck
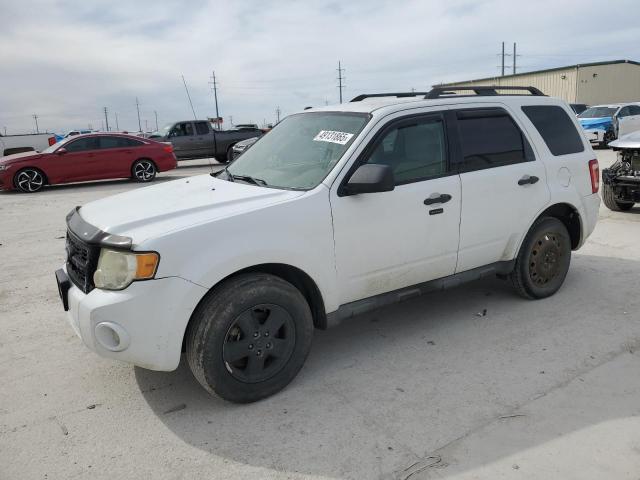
[0,132,57,157]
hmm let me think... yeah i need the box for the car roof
[298,94,568,118]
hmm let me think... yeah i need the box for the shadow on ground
[135,254,640,479]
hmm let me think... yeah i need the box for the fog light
[95,322,130,352]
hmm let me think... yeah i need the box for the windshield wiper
[211,166,233,181]
[231,174,267,186]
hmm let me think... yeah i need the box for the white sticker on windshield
[313,130,354,145]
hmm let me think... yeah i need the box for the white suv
[56,86,601,403]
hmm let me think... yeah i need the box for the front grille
[66,230,100,293]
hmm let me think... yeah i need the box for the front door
[451,105,551,272]
[331,112,461,305]
[169,122,196,158]
[54,136,101,182]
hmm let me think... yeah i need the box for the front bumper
[58,266,207,371]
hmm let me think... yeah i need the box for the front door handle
[518,175,539,186]
[424,193,452,205]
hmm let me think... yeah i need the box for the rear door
[169,122,196,158]
[193,121,215,157]
[93,136,138,178]
[452,104,550,273]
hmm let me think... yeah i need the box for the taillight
[588,159,599,193]
[48,136,56,146]
[163,145,173,153]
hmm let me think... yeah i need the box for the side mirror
[342,164,395,195]
[57,147,67,155]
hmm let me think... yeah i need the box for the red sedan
[0,133,177,193]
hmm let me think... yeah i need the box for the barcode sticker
[313,130,354,145]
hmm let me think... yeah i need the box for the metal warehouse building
[437,59,640,105]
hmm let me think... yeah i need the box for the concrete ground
[1,151,639,480]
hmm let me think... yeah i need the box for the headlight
[93,249,159,290]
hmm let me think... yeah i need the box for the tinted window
[172,123,194,137]
[522,105,584,156]
[122,137,143,146]
[65,137,99,152]
[628,105,640,115]
[99,136,124,149]
[456,109,533,172]
[195,122,209,135]
[366,117,447,184]
[618,106,631,117]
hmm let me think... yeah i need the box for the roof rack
[350,92,431,102]
[425,86,545,98]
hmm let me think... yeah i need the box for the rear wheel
[186,273,314,403]
[131,159,157,182]
[602,183,634,211]
[14,168,45,193]
[509,217,572,299]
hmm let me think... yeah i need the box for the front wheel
[132,159,157,182]
[509,217,572,299]
[602,183,634,211]
[186,273,314,403]
[14,168,45,193]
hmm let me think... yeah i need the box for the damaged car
[603,132,640,211]
[578,103,640,148]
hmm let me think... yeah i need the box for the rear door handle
[424,193,452,205]
[518,175,539,186]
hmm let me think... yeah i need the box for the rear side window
[456,109,533,172]
[195,122,209,135]
[521,105,584,156]
[66,137,99,152]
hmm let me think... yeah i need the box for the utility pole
[103,107,109,132]
[181,75,197,120]
[229,115,233,127]
[501,41,505,76]
[154,110,158,131]
[145,119,148,132]
[33,114,39,133]
[513,42,517,75]
[276,106,281,123]
[209,71,221,129]
[3,126,6,136]
[115,112,119,131]
[337,61,345,103]
[135,97,142,132]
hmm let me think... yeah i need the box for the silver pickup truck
[149,120,262,163]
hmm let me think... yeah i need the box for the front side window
[456,109,533,172]
[629,105,640,116]
[618,106,631,117]
[226,112,369,190]
[172,123,194,137]
[365,117,447,184]
[65,137,99,152]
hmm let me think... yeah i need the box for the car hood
[0,151,43,164]
[78,174,305,245]
[579,117,612,131]
[609,131,640,149]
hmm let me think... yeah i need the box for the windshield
[40,136,74,153]
[578,107,617,119]
[151,123,173,137]
[226,112,369,190]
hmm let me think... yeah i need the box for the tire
[509,217,572,300]
[186,273,314,403]
[131,159,157,182]
[14,168,46,193]
[602,183,634,211]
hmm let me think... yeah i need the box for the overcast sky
[1,0,639,134]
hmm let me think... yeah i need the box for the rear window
[522,105,584,156]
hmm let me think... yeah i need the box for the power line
[209,71,221,129]
[181,75,197,120]
[135,97,142,132]
[337,61,345,104]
